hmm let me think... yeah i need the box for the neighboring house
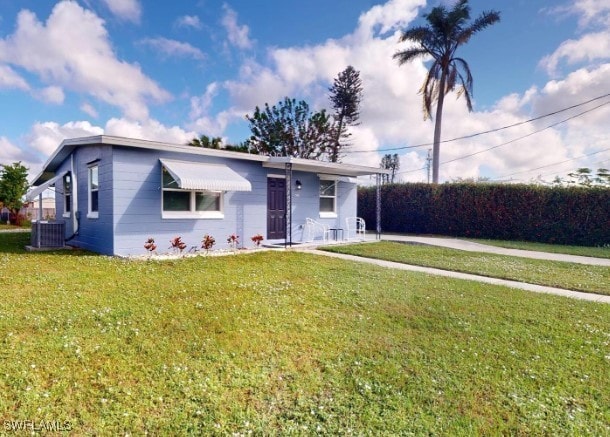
[26,135,386,256]
[23,197,56,220]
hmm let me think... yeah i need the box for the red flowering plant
[201,234,216,253]
[251,233,264,248]
[227,234,239,251]
[144,237,157,255]
[169,236,187,253]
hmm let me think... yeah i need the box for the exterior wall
[111,147,359,256]
[51,143,360,256]
[112,147,271,256]
[55,145,114,255]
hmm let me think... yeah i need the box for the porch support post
[376,173,381,240]
[285,162,293,247]
[36,193,42,248]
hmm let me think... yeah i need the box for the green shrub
[359,183,610,246]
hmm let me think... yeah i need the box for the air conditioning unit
[30,221,65,248]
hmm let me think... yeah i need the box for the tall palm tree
[394,0,500,183]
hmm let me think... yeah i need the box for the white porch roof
[25,171,67,201]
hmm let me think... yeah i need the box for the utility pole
[426,149,432,183]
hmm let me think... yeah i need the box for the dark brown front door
[267,177,286,239]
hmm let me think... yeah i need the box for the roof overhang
[263,157,389,177]
[30,135,267,186]
[30,135,390,186]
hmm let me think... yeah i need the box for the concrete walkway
[302,235,610,304]
[380,234,610,267]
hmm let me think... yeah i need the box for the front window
[162,168,223,218]
[63,173,72,216]
[88,165,99,218]
[319,179,336,217]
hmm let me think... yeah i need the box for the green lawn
[465,238,610,259]
[323,241,610,295]
[1,233,609,434]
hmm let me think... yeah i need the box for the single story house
[27,135,386,256]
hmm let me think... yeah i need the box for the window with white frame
[319,179,337,217]
[162,167,223,218]
[88,165,99,218]
[63,172,72,217]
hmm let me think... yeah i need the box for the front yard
[323,241,610,295]
[0,232,609,434]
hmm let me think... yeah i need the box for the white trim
[318,174,339,181]
[161,165,225,218]
[63,172,72,216]
[71,154,78,234]
[267,174,286,179]
[88,164,99,219]
[319,179,337,215]
[31,135,387,187]
[319,212,338,219]
[162,211,224,220]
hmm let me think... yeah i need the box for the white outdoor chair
[303,218,330,243]
[345,217,366,241]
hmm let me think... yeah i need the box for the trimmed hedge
[358,183,610,247]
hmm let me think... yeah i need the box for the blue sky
[1,0,609,183]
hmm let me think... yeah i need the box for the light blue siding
[112,147,273,256]
[54,145,114,255]
[52,143,360,256]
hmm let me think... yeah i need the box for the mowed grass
[0,233,609,434]
[323,241,610,295]
[465,238,610,259]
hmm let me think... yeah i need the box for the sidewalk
[380,234,610,267]
[302,235,610,304]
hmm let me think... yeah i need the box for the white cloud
[105,118,197,145]
[356,0,425,38]
[221,4,253,50]
[80,102,99,118]
[22,117,198,175]
[101,0,141,23]
[27,121,104,156]
[140,37,205,61]
[0,64,30,90]
[539,32,610,75]
[0,1,170,120]
[567,0,610,27]
[175,15,202,30]
[0,136,28,162]
[139,37,206,61]
[190,82,219,119]
[35,85,65,104]
[218,0,429,170]
[209,0,609,182]
[188,108,242,139]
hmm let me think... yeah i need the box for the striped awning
[160,159,252,192]
[25,171,67,201]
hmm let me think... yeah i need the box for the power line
[533,158,610,181]
[439,99,610,166]
[347,91,610,155]
[491,148,610,181]
[397,100,610,177]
